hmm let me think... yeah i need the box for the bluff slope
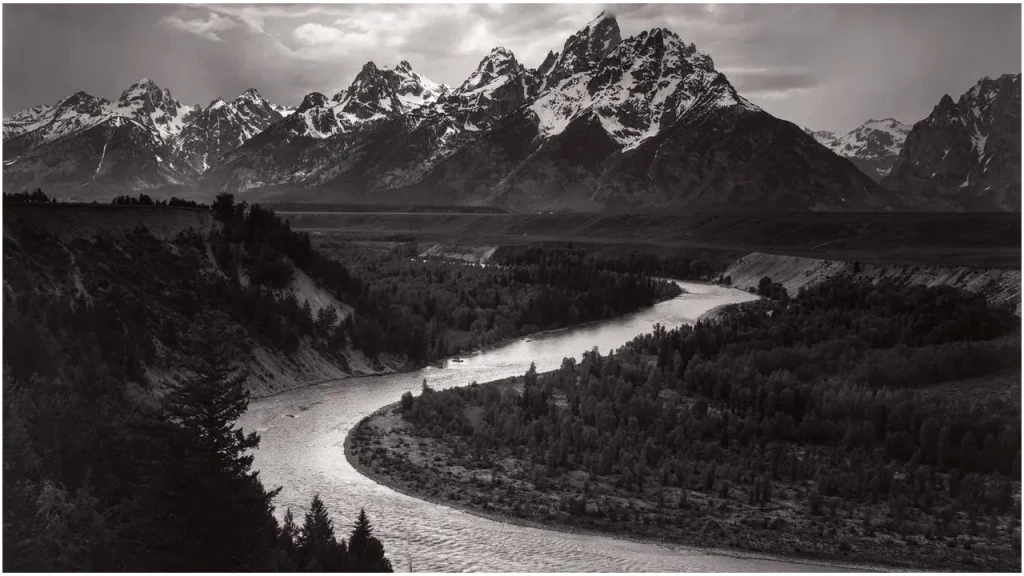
[723,251,1021,314]
[3,204,393,398]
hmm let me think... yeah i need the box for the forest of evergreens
[3,322,392,571]
[4,189,55,203]
[367,277,1021,570]
[3,198,681,570]
[491,244,728,281]
[111,193,203,207]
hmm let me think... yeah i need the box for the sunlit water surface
[241,282,861,572]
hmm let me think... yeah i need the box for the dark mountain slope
[883,74,1021,212]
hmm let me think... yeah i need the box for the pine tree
[140,334,280,571]
[348,508,373,559]
[279,508,299,557]
[349,508,392,572]
[299,494,338,570]
[525,362,538,388]
[165,351,259,478]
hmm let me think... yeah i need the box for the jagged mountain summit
[388,13,882,211]
[882,74,1021,211]
[171,88,285,174]
[3,80,195,193]
[115,78,199,140]
[539,11,623,91]
[200,55,527,195]
[805,118,912,182]
[202,12,884,211]
[381,60,451,107]
[449,47,539,129]
[4,79,198,157]
[2,79,290,194]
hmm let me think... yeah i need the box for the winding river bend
[240,282,855,572]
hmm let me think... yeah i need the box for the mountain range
[3,13,1019,212]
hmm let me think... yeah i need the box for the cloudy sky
[3,3,1020,131]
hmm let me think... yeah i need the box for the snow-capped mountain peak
[111,78,195,140]
[117,77,161,102]
[237,87,268,104]
[379,60,449,108]
[272,103,296,118]
[838,118,911,158]
[334,61,404,118]
[169,87,288,174]
[457,47,526,95]
[299,92,331,113]
[542,10,622,88]
[529,16,753,149]
[3,90,112,152]
[804,117,912,181]
[2,104,55,140]
[232,88,277,122]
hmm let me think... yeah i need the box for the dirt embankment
[418,243,498,265]
[724,252,1021,313]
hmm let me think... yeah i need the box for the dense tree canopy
[4,189,53,203]
[491,243,728,281]
[399,277,1020,553]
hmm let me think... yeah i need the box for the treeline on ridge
[491,243,728,281]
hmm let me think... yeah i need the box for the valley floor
[282,210,1021,268]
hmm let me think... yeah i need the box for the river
[239,282,858,572]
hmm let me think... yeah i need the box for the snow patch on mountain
[273,104,296,118]
[3,104,56,139]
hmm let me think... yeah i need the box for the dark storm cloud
[4,3,1020,132]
